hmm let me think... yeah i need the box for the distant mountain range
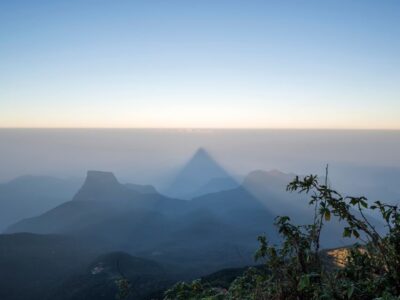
[0,233,176,300]
[49,251,175,300]
[6,168,277,269]
[0,148,366,300]
[0,233,100,300]
[0,175,82,231]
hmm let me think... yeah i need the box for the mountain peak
[85,170,119,187]
[243,169,293,187]
[72,170,127,201]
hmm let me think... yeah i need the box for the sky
[1,0,399,129]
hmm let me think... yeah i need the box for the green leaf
[324,210,331,221]
[350,198,358,205]
[347,284,354,299]
[298,275,310,291]
[343,227,351,238]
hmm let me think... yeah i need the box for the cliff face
[72,170,134,202]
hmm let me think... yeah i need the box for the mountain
[48,252,174,300]
[6,170,187,236]
[328,164,400,205]
[159,246,357,297]
[188,187,280,265]
[241,170,367,247]
[71,170,136,202]
[2,166,364,300]
[6,168,350,270]
[7,167,359,272]
[192,176,239,198]
[6,169,277,273]
[243,169,295,195]
[192,187,277,232]
[0,175,82,231]
[125,183,158,194]
[0,233,100,300]
[0,233,179,300]
[166,148,238,199]
[242,169,310,220]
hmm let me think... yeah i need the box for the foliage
[163,167,400,300]
[115,278,132,300]
[163,280,226,300]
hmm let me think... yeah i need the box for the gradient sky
[1,0,399,128]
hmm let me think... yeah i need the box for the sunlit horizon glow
[1,0,400,129]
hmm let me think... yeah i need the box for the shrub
[164,167,400,299]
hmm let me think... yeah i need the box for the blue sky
[1,0,399,128]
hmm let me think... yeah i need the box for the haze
[0,129,399,197]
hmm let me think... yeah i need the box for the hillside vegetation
[164,168,400,300]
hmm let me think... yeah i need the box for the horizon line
[0,127,400,131]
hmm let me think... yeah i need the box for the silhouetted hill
[72,170,136,202]
[192,187,276,232]
[49,251,174,300]
[242,169,310,220]
[243,169,295,195]
[0,233,100,300]
[6,169,278,273]
[192,187,280,247]
[160,246,356,296]
[5,166,358,286]
[6,171,187,237]
[125,183,158,194]
[192,176,239,198]
[242,170,371,247]
[0,175,82,231]
[1,165,376,300]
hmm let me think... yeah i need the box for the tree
[164,167,400,299]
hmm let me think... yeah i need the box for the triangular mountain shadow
[166,148,239,199]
